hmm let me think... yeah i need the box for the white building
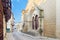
[7,13,14,32]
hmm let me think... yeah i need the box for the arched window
[35,15,39,30]
[32,17,34,29]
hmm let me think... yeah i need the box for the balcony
[2,0,11,22]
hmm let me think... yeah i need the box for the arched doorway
[32,17,34,29]
[35,15,39,30]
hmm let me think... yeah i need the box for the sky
[11,0,28,23]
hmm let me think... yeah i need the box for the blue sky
[11,0,28,23]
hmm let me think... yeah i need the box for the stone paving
[4,32,60,40]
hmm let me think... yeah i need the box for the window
[35,15,39,30]
[6,3,8,9]
[32,17,34,29]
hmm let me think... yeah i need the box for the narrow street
[6,31,60,40]
[0,0,60,40]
